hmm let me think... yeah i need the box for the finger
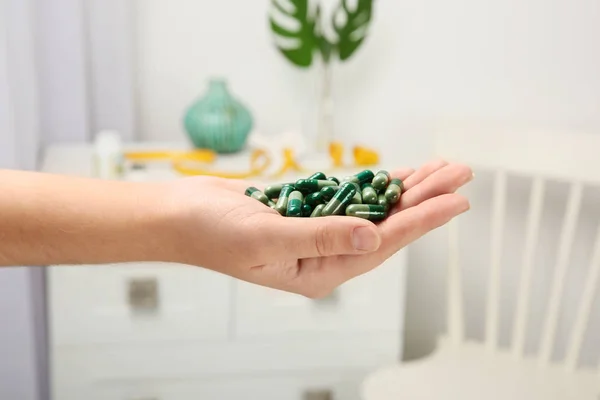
[401,159,449,190]
[393,163,474,214]
[380,193,470,252]
[325,193,470,283]
[258,215,382,262]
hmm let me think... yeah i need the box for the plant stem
[316,60,334,152]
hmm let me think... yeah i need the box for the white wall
[86,0,137,140]
[133,0,433,165]
[133,0,600,159]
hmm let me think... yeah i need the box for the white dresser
[41,143,407,400]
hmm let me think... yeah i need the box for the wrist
[140,180,203,266]
[128,181,185,264]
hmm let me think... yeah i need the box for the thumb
[264,216,382,260]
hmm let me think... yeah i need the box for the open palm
[166,160,473,298]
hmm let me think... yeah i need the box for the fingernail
[462,171,475,185]
[353,226,380,252]
[461,201,471,213]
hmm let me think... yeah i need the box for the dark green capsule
[308,172,327,180]
[345,204,387,222]
[274,184,295,215]
[327,176,340,185]
[361,183,378,204]
[377,193,390,212]
[295,179,337,193]
[310,204,325,218]
[372,170,391,191]
[385,178,404,204]
[320,185,339,201]
[355,170,375,185]
[264,183,294,199]
[305,192,324,207]
[321,182,358,216]
[287,191,304,217]
[245,187,270,206]
[301,204,313,217]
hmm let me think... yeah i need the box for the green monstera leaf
[269,0,373,67]
[332,0,374,61]
[269,0,319,67]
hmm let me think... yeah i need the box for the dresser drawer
[55,371,367,400]
[233,250,407,338]
[49,262,231,345]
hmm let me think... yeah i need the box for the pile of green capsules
[245,170,404,222]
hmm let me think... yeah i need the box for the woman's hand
[160,160,473,298]
[0,160,472,299]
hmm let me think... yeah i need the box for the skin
[0,160,473,299]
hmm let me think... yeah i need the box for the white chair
[362,129,600,400]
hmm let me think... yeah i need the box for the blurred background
[1,1,600,399]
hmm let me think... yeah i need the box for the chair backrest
[433,127,600,372]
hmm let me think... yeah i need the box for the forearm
[0,170,176,267]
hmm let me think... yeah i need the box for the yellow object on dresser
[123,142,381,180]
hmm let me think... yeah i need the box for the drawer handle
[127,277,159,314]
[303,389,334,400]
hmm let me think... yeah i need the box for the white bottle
[92,130,124,179]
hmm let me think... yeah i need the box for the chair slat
[511,177,545,358]
[564,223,600,371]
[485,170,507,352]
[447,218,464,346]
[538,182,584,365]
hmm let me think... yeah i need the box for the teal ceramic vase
[183,78,253,153]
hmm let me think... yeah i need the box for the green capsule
[295,179,337,193]
[274,184,295,215]
[264,183,294,199]
[310,204,325,218]
[301,204,313,217]
[245,187,271,206]
[327,176,340,185]
[350,182,362,204]
[345,204,387,222]
[321,182,358,216]
[377,193,390,212]
[372,170,391,191]
[355,170,375,185]
[385,178,404,205]
[308,172,327,180]
[361,183,378,204]
[320,185,339,201]
[305,192,324,207]
[287,191,304,217]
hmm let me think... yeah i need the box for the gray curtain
[0,0,44,397]
[0,0,90,398]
